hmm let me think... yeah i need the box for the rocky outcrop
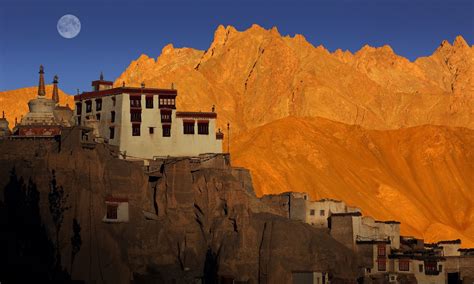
[0,131,361,282]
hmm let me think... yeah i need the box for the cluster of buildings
[0,66,224,159]
[262,192,474,284]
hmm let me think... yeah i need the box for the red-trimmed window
[425,261,437,274]
[132,124,141,136]
[146,96,153,108]
[198,121,209,135]
[159,96,176,108]
[131,110,141,122]
[162,124,171,137]
[399,259,410,271]
[106,204,118,219]
[377,259,386,271]
[130,96,141,108]
[183,121,195,134]
[161,110,172,123]
[377,244,386,257]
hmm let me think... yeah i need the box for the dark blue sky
[0,0,472,94]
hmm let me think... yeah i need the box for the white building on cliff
[74,74,224,159]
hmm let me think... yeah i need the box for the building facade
[74,75,223,159]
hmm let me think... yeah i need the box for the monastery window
[438,264,442,272]
[320,210,325,216]
[161,111,172,123]
[111,111,115,123]
[132,124,141,136]
[425,261,437,274]
[130,96,141,108]
[183,121,195,135]
[103,198,129,223]
[96,113,101,121]
[377,244,386,257]
[96,99,102,111]
[418,264,423,273]
[130,110,142,122]
[310,209,315,216]
[377,259,386,271]
[149,127,154,134]
[159,97,176,108]
[77,116,81,125]
[146,96,153,108]
[109,127,115,139]
[86,100,92,113]
[106,204,118,220]
[112,96,116,107]
[162,124,171,137]
[198,121,209,135]
[76,103,82,115]
[399,259,410,271]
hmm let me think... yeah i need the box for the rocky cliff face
[0,133,361,282]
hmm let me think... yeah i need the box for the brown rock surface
[231,116,474,247]
[0,134,361,282]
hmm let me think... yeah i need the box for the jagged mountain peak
[355,43,396,57]
[453,35,469,48]
[435,35,471,54]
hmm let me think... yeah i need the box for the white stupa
[19,65,58,126]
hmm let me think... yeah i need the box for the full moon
[57,14,81,39]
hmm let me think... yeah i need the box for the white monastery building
[74,74,224,159]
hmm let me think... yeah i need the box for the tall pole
[227,122,230,153]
